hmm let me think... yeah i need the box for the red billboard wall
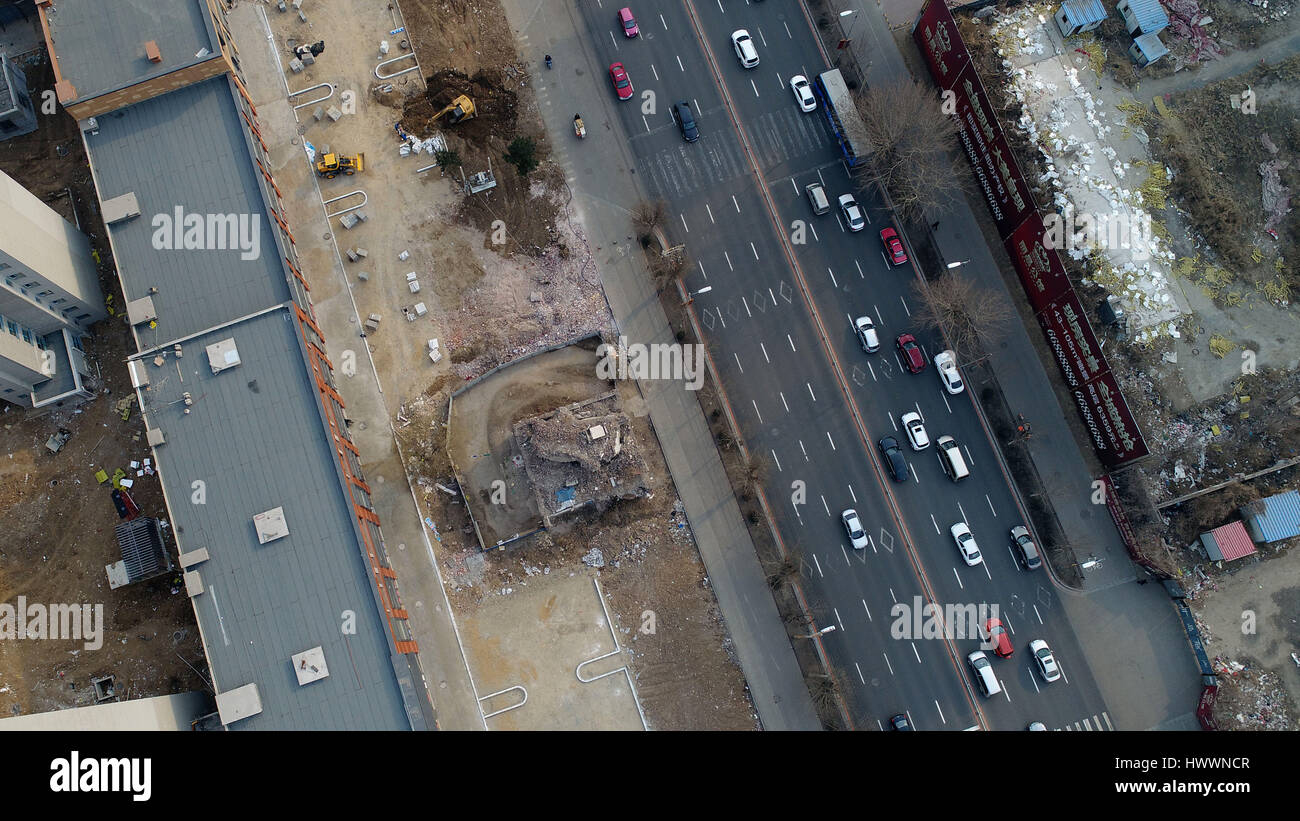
[1005,213,1073,312]
[913,0,1149,468]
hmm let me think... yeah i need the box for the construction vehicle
[433,94,476,125]
[315,152,365,179]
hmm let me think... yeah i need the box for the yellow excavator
[433,94,476,124]
[314,152,364,178]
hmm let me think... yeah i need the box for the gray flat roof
[45,0,217,104]
[141,310,411,730]
[85,75,289,341]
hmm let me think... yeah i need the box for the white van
[968,650,1002,698]
[806,182,830,215]
[936,435,969,482]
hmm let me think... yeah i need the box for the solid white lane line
[826,431,835,450]
[752,399,763,424]
[813,554,823,578]
[771,449,782,472]
[760,342,770,363]
[861,599,872,621]
[779,391,789,412]
[787,334,797,352]
[986,494,996,516]
[799,440,808,461]
[733,352,743,373]
[900,295,911,316]
[807,382,816,401]
[742,296,752,317]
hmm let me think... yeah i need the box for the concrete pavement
[503,0,821,730]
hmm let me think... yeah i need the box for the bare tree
[765,555,802,592]
[632,199,669,234]
[646,247,690,295]
[856,79,967,222]
[911,273,1011,364]
[740,452,769,500]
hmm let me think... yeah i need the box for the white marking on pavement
[855,259,864,279]
[806,382,816,401]
[680,212,689,233]
[706,204,715,224]
[820,495,830,516]
[742,297,752,317]
[787,334,797,352]
[1033,604,1043,624]
[883,653,894,676]
[724,251,734,271]
[910,463,919,483]
[964,445,974,466]
[911,642,921,663]
[799,440,808,461]
[930,514,939,534]
[828,268,837,288]
[953,567,963,589]
[855,663,865,684]
[834,607,845,632]
[651,64,660,81]
[848,484,857,503]
[813,554,823,578]
[779,391,789,412]
[957,502,967,523]
[751,399,763,424]
[760,342,770,363]
[826,431,835,450]
[733,352,743,372]
[732,195,741,212]
[986,494,996,516]
[900,295,911,316]
[861,599,872,621]
[935,702,946,724]
[771,449,782,472]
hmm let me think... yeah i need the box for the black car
[877,436,908,483]
[673,101,699,142]
[889,713,913,731]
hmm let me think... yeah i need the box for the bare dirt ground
[363,0,759,728]
[0,53,206,718]
[1189,544,1300,730]
[413,338,755,729]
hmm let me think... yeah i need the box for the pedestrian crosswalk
[1058,711,1114,731]
[638,107,831,199]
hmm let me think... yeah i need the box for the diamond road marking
[778,281,794,303]
[727,300,742,322]
[751,290,768,312]
[850,365,866,386]
[879,529,894,554]
[700,310,716,331]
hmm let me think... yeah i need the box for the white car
[1029,639,1062,682]
[900,411,929,451]
[789,74,816,112]
[933,350,965,395]
[838,193,864,232]
[854,315,880,353]
[731,30,759,68]
[841,508,868,550]
[950,522,982,566]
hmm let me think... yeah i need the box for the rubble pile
[987,6,1184,341]
[1212,656,1294,730]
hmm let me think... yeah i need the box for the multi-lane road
[565,0,1115,731]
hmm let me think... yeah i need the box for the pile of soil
[400,68,519,143]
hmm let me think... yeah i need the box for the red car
[984,618,1014,658]
[880,227,908,266]
[617,7,639,38]
[896,333,925,373]
[609,62,634,100]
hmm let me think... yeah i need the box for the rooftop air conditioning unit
[206,338,242,374]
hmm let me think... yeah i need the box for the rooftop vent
[145,41,162,64]
[206,338,242,374]
[215,682,263,725]
[292,647,330,686]
[127,359,150,388]
[125,295,157,326]
[101,192,140,225]
[586,424,606,442]
[253,506,289,544]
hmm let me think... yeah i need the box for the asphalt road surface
[569,0,1114,731]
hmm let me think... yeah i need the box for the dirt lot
[1189,543,1300,730]
[0,52,206,717]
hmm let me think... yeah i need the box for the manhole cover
[323,232,332,240]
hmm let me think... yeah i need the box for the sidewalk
[502,0,820,730]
